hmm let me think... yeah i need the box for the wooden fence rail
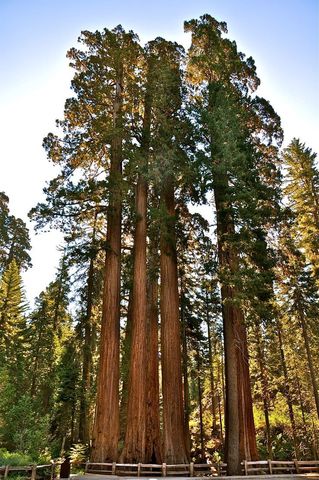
[84,462,227,477]
[0,463,54,480]
[1,459,319,478]
[243,459,319,476]
[86,460,319,476]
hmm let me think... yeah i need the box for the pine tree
[283,139,319,282]
[0,192,31,273]
[51,337,80,452]
[276,216,319,422]
[0,260,27,366]
[0,261,37,454]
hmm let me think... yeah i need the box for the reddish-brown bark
[119,290,133,442]
[121,71,155,461]
[145,246,162,463]
[79,213,98,445]
[206,300,218,436]
[181,281,191,457]
[91,79,123,462]
[214,180,257,475]
[160,184,189,464]
[121,176,148,462]
[254,321,272,459]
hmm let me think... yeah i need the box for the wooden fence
[1,459,319,478]
[243,459,319,476]
[85,459,319,476]
[84,462,227,477]
[0,463,54,480]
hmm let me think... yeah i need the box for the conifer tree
[32,24,142,461]
[185,14,282,473]
[86,27,142,462]
[0,260,27,366]
[51,337,80,451]
[151,39,191,464]
[283,139,319,282]
[26,256,72,415]
[0,192,31,272]
[276,217,319,422]
[121,40,153,463]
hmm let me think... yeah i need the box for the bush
[0,390,50,460]
[69,443,88,464]
[0,449,33,465]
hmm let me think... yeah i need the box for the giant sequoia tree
[153,40,191,464]
[17,12,319,469]
[185,14,282,474]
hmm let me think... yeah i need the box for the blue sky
[0,0,318,302]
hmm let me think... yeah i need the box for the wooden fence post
[4,465,9,480]
[112,462,116,475]
[294,459,300,474]
[162,463,167,477]
[189,462,194,477]
[50,460,56,480]
[31,465,36,480]
[243,460,248,476]
[268,459,273,474]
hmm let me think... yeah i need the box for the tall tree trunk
[121,175,148,462]
[206,294,218,436]
[145,242,162,463]
[119,290,133,442]
[197,354,205,462]
[216,355,224,443]
[213,180,257,474]
[254,321,272,459]
[220,349,226,443]
[297,297,319,421]
[91,76,123,462]
[311,418,319,460]
[160,183,189,464]
[294,364,308,434]
[79,213,98,445]
[121,74,153,461]
[276,317,299,458]
[180,273,191,456]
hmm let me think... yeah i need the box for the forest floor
[71,474,319,479]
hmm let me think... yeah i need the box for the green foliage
[0,378,50,458]
[69,443,88,463]
[0,449,50,466]
[0,193,31,273]
[283,139,319,281]
[0,261,27,376]
[0,449,34,466]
